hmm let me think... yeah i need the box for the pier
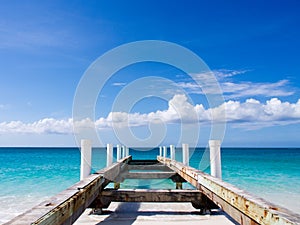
[5,141,300,225]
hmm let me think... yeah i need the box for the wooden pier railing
[158,156,300,225]
[5,156,131,225]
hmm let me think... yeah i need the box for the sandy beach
[74,202,236,225]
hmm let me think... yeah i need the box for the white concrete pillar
[116,144,121,161]
[163,146,167,158]
[80,139,92,180]
[170,145,175,160]
[182,143,189,166]
[125,147,129,157]
[122,146,126,158]
[159,146,163,156]
[106,143,113,167]
[209,140,222,179]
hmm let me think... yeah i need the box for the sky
[0,0,300,147]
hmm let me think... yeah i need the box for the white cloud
[213,69,249,78]
[74,96,300,130]
[112,82,127,87]
[210,97,300,129]
[0,118,73,135]
[95,95,200,128]
[175,70,294,98]
[222,79,294,98]
[2,95,300,134]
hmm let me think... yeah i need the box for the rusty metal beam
[158,156,300,225]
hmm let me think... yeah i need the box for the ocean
[0,147,299,223]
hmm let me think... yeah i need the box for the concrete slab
[74,202,237,225]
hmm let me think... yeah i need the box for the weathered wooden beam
[123,171,176,179]
[102,189,204,202]
[127,164,172,171]
[128,159,159,165]
[5,174,109,225]
[5,156,132,225]
[93,189,216,210]
[158,156,300,225]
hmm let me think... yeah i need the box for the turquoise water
[0,147,299,223]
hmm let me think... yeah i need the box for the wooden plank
[158,156,300,225]
[5,176,107,225]
[123,171,176,179]
[127,164,172,171]
[97,156,131,182]
[92,188,216,210]
[101,189,205,202]
[5,156,132,225]
[128,160,159,165]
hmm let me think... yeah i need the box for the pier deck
[5,155,300,225]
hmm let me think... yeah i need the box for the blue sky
[1,0,300,147]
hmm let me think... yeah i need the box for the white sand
[74,202,237,225]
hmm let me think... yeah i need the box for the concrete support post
[163,146,167,158]
[116,144,121,161]
[170,145,175,160]
[80,139,92,180]
[159,146,163,156]
[126,147,129,157]
[122,146,125,158]
[209,140,222,179]
[182,143,189,166]
[106,143,113,167]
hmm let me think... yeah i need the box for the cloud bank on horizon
[1,94,300,135]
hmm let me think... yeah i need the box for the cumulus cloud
[95,95,201,128]
[2,95,300,134]
[208,97,300,129]
[0,118,73,135]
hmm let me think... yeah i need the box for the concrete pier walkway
[74,202,237,225]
